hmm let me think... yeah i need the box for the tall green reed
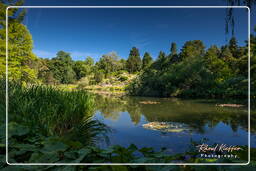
[0,79,109,145]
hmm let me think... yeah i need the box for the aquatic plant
[0,79,109,145]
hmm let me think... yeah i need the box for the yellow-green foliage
[0,2,38,83]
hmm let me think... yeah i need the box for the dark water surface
[93,94,255,154]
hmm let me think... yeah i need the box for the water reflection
[95,95,252,132]
[93,94,255,153]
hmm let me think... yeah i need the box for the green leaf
[29,151,59,163]
[11,144,37,151]
[64,151,77,159]
[41,141,68,153]
[8,122,29,138]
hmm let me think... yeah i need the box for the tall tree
[225,0,255,35]
[37,58,57,84]
[170,42,177,56]
[50,51,76,84]
[73,60,90,80]
[152,51,167,70]
[220,46,233,60]
[180,40,205,60]
[219,45,238,72]
[96,52,121,77]
[204,45,232,84]
[84,56,94,66]
[228,37,239,58]
[157,51,166,60]
[142,52,153,69]
[0,0,37,83]
[126,47,142,73]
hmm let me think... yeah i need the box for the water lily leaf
[78,148,91,156]
[8,122,29,138]
[29,152,42,162]
[41,141,68,153]
[29,151,59,163]
[0,166,23,171]
[11,144,37,151]
[68,148,92,163]
[64,140,83,149]
[64,151,77,159]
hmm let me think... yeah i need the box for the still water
[93,94,255,154]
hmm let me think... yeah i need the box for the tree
[170,42,177,56]
[50,51,76,84]
[73,60,90,80]
[6,22,37,83]
[250,26,256,98]
[126,47,142,73]
[225,0,255,35]
[151,51,167,70]
[85,56,94,66]
[119,59,127,70]
[0,0,26,26]
[142,52,153,69]
[37,58,57,84]
[167,42,179,63]
[0,0,37,83]
[180,40,205,60]
[96,52,121,77]
[228,37,239,58]
[204,45,232,84]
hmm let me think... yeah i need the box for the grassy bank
[55,72,136,95]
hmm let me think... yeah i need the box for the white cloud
[33,49,56,58]
[70,51,100,60]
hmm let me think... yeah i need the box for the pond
[93,94,255,154]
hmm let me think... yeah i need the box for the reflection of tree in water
[94,95,126,120]
[94,95,142,124]
[94,95,254,134]
[140,99,250,134]
[126,98,142,125]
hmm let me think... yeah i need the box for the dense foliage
[2,0,253,100]
[1,124,254,169]
[0,1,38,83]
[127,34,255,99]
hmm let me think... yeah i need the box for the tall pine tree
[126,47,142,73]
[228,37,239,58]
[142,52,153,69]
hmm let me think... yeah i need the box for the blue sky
[22,0,253,61]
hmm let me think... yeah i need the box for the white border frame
[5,6,250,166]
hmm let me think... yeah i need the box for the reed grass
[0,80,109,145]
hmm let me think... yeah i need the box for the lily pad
[142,122,191,133]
